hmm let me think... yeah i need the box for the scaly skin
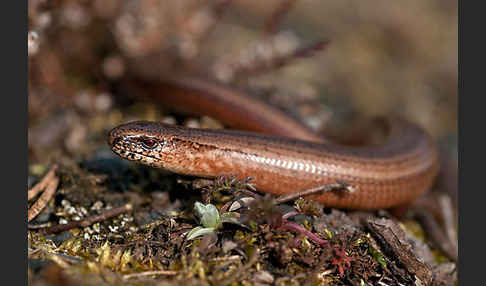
[109,114,438,210]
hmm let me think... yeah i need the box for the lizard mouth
[110,137,160,164]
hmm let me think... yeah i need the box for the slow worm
[108,77,439,210]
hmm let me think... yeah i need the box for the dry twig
[413,208,458,262]
[36,204,133,234]
[28,164,58,201]
[275,181,354,204]
[264,0,298,35]
[234,39,329,79]
[439,194,458,253]
[28,176,59,222]
[123,270,178,280]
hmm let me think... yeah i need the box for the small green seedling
[186,202,239,240]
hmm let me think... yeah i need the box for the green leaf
[186,226,216,240]
[194,202,220,228]
[369,246,387,268]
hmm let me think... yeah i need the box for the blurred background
[28,0,457,201]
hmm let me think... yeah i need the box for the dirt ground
[28,1,457,285]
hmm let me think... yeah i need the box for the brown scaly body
[109,114,438,210]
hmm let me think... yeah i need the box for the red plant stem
[280,221,328,246]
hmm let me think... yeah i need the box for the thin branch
[412,208,458,262]
[197,0,234,45]
[123,270,178,280]
[28,176,59,222]
[210,255,242,262]
[27,222,51,229]
[275,181,354,204]
[234,39,330,79]
[28,164,58,201]
[36,204,133,234]
[438,194,458,251]
[264,0,298,35]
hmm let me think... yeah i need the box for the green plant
[186,202,239,240]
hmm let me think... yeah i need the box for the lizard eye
[140,137,158,149]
